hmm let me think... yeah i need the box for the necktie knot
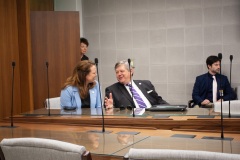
[126,83,132,87]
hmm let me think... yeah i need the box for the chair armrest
[82,151,92,160]
[188,100,194,108]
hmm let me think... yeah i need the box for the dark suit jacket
[105,80,168,108]
[81,55,89,61]
[192,73,235,106]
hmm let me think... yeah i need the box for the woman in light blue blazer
[60,60,101,110]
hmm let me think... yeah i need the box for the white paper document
[214,100,240,114]
[132,108,145,115]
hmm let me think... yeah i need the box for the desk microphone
[218,53,224,139]
[88,59,111,133]
[228,55,233,118]
[95,58,105,132]
[10,62,16,127]
[128,58,135,117]
[1,62,18,128]
[46,61,50,116]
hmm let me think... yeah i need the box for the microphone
[230,55,233,61]
[94,58,98,64]
[128,59,135,117]
[218,53,222,60]
[46,61,50,116]
[229,55,233,118]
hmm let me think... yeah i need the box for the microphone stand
[11,62,15,127]
[228,55,233,118]
[95,58,105,132]
[46,61,50,116]
[1,62,18,128]
[128,59,135,117]
[88,58,111,134]
[218,53,224,139]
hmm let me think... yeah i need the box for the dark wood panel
[16,0,34,112]
[30,0,54,11]
[0,0,61,120]
[0,0,21,119]
[30,11,80,109]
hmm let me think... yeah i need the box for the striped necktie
[127,84,147,108]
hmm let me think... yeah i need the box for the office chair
[124,148,240,160]
[44,97,61,109]
[0,137,92,160]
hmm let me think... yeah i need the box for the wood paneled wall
[16,0,34,113]
[0,0,57,119]
[0,0,21,119]
[30,0,54,11]
[30,11,80,109]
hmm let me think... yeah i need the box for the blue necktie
[127,84,147,108]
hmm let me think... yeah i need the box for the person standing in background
[80,37,89,61]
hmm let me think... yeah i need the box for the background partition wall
[81,0,240,105]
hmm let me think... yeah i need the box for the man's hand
[104,93,113,109]
[201,99,210,105]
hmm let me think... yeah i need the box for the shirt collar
[208,72,220,79]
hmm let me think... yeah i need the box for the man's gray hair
[114,60,134,71]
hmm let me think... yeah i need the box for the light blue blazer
[60,81,101,109]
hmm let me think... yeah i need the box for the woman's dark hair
[80,37,89,46]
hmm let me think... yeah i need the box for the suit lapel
[117,82,133,103]
[203,73,209,98]
[134,80,151,100]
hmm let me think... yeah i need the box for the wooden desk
[3,108,240,133]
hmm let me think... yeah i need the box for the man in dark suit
[104,60,168,109]
[192,55,235,108]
